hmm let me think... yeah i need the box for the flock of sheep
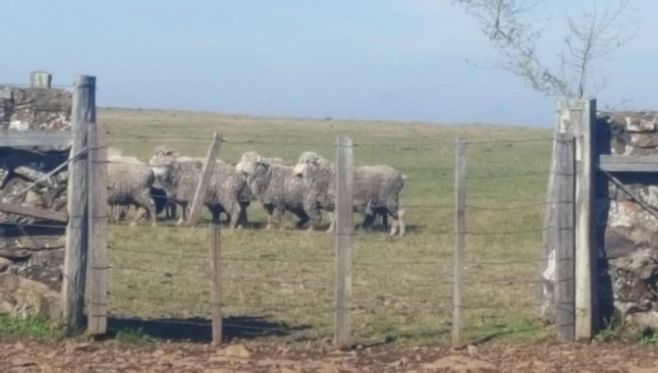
[106,146,406,236]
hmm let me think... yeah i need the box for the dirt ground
[2,340,658,372]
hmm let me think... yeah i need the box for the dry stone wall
[598,111,658,328]
[0,86,72,319]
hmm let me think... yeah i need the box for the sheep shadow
[107,315,312,343]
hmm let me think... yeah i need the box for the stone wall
[598,111,658,328]
[0,86,72,319]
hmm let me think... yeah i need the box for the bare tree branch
[453,0,636,98]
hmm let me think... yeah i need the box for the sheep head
[236,152,269,178]
[294,152,325,178]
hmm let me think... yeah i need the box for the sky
[0,0,655,126]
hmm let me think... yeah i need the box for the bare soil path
[2,340,658,372]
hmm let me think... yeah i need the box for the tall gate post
[573,99,597,341]
[62,75,95,332]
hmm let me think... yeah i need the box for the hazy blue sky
[1,0,655,126]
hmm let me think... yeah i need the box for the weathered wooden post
[452,137,466,349]
[542,100,595,341]
[335,136,353,350]
[87,121,108,335]
[30,71,52,88]
[187,132,221,226]
[62,75,95,332]
[209,223,223,346]
[573,99,597,341]
[554,135,576,341]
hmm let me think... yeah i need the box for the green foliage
[0,314,62,340]
[115,328,158,344]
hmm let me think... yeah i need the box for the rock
[0,257,12,272]
[628,311,658,329]
[0,273,61,320]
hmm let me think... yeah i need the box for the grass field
[102,108,554,345]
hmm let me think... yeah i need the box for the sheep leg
[209,205,221,224]
[166,201,177,220]
[381,210,389,228]
[397,209,406,236]
[295,210,310,229]
[177,202,188,225]
[388,209,405,237]
[274,207,287,230]
[326,212,336,234]
[303,201,322,232]
[361,213,375,230]
[136,189,157,227]
[264,205,275,230]
[228,203,242,230]
[237,202,250,227]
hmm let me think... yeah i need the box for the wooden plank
[334,136,353,350]
[555,135,576,341]
[0,130,71,147]
[573,99,596,341]
[540,101,576,324]
[86,121,108,335]
[0,202,68,223]
[209,223,223,346]
[62,75,94,333]
[599,155,658,173]
[186,132,221,226]
[452,137,466,349]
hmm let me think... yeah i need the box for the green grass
[114,328,159,344]
[102,108,553,345]
[0,314,63,340]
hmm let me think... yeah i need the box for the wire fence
[0,120,556,344]
[94,132,556,345]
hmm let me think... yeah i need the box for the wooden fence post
[209,223,223,346]
[187,132,221,226]
[335,136,353,350]
[573,99,597,341]
[87,121,108,335]
[30,71,52,88]
[555,135,576,341]
[62,75,95,332]
[452,137,466,349]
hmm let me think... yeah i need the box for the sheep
[235,151,310,229]
[293,152,406,236]
[107,155,157,226]
[149,152,250,228]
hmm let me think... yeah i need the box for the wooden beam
[573,99,596,341]
[334,136,353,350]
[186,132,221,226]
[0,202,68,223]
[0,130,71,147]
[62,75,94,333]
[599,155,658,173]
[452,137,466,349]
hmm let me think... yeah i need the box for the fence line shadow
[107,315,311,343]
